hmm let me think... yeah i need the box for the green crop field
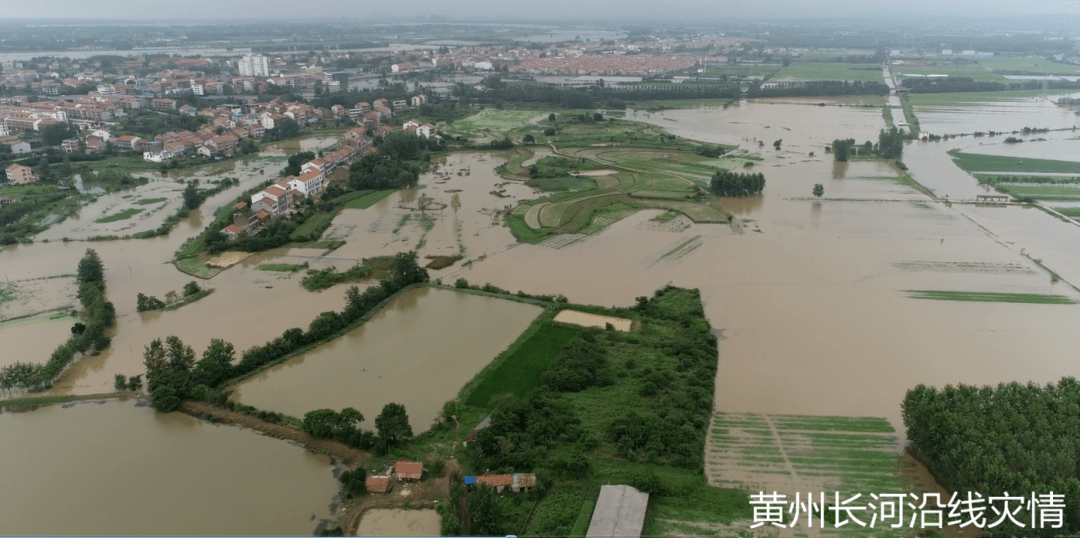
[893,64,1003,83]
[774,62,885,82]
[449,109,542,134]
[906,290,1077,304]
[342,190,395,209]
[463,323,580,407]
[995,184,1080,201]
[977,57,1080,75]
[949,151,1080,174]
[707,413,914,537]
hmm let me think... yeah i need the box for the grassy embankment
[450,112,738,243]
[907,89,1079,107]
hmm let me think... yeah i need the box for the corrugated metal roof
[586,485,649,538]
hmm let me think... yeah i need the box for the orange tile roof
[366,476,390,493]
[395,461,423,479]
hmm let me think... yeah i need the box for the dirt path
[179,401,370,465]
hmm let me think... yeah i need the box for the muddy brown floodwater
[230,286,542,431]
[356,509,441,537]
[0,400,338,536]
[458,100,1080,440]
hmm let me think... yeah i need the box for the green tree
[548,113,556,122]
[466,485,507,536]
[114,373,127,391]
[77,249,104,285]
[182,281,201,297]
[182,180,202,210]
[813,183,824,198]
[41,122,74,146]
[302,409,340,438]
[522,133,535,144]
[375,402,413,446]
[192,339,235,387]
[37,157,50,180]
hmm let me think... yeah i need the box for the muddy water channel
[230,287,541,431]
[357,509,441,537]
[0,400,338,536]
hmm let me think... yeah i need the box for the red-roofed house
[220,225,243,240]
[366,476,391,494]
[475,474,514,492]
[395,461,423,481]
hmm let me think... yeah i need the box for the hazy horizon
[2,0,1079,23]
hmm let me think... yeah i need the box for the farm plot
[704,413,923,537]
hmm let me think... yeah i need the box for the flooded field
[913,94,1080,136]
[230,286,542,430]
[357,509,441,537]
[326,151,533,271]
[0,400,338,536]
[457,102,1080,440]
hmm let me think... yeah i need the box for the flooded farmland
[230,286,542,430]
[357,509,441,537]
[0,400,338,536]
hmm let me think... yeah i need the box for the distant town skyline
[1,0,1079,22]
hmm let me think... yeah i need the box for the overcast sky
[1,0,1079,22]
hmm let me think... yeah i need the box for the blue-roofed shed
[464,476,476,485]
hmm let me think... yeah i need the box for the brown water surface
[230,287,542,431]
[0,400,338,536]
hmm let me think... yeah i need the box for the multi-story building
[5,164,38,184]
[238,55,269,78]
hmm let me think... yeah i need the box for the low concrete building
[586,485,649,538]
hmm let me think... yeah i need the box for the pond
[230,286,542,431]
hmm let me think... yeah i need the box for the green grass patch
[949,150,1080,174]
[906,290,1077,304]
[94,207,143,223]
[135,197,168,205]
[463,322,580,408]
[994,184,1080,201]
[977,57,1080,75]
[893,64,1003,83]
[343,190,395,209]
[161,288,215,311]
[257,263,308,272]
[173,257,223,279]
[775,62,885,83]
[1052,207,1080,218]
[424,255,463,270]
[289,211,334,241]
[525,176,597,192]
[447,109,542,136]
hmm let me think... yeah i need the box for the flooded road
[231,287,542,431]
[0,400,338,536]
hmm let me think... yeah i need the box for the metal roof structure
[586,485,649,538]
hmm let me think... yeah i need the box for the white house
[288,169,325,197]
[10,141,32,155]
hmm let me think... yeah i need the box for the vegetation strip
[905,290,1076,304]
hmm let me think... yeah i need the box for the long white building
[238,55,269,77]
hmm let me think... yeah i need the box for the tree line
[903,379,1080,537]
[0,249,115,393]
[709,170,766,197]
[141,251,429,412]
[831,127,905,162]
